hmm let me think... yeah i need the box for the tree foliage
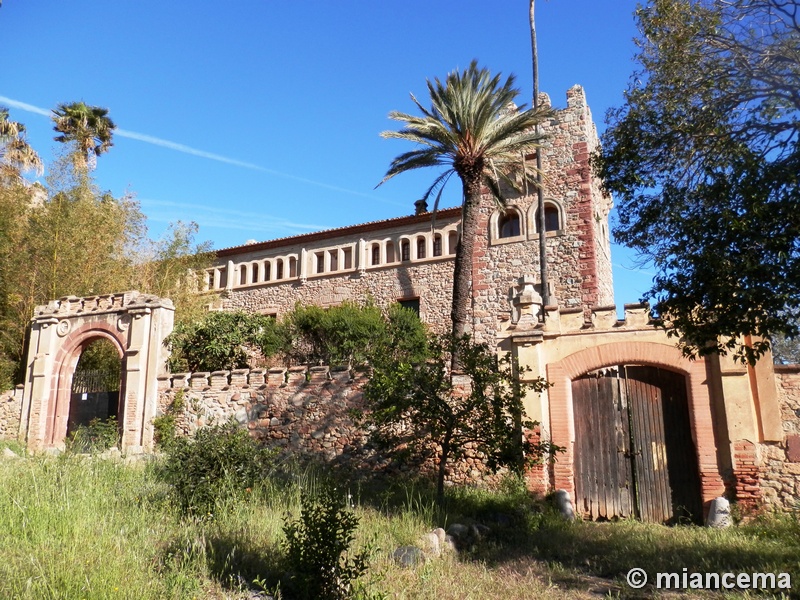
[379,61,550,362]
[363,334,555,505]
[165,310,288,373]
[595,0,800,362]
[52,101,116,171]
[0,108,211,389]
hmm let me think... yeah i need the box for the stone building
[7,85,800,522]
[207,86,614,346]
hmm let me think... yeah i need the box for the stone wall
[759,366,800,510]
[158,367,498,486]
[0,386,22,440]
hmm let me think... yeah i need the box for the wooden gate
[572,366,702,524]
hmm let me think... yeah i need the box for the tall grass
[0,451,798,599]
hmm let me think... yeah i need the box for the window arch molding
[528,198,565,236]
[489,205,525,244]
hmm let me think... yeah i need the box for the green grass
[0,452,798,599]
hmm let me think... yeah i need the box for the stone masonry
[157,366,498,486]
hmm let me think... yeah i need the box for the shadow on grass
[158,526,285,597]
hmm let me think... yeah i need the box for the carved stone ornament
[56,319,71,337]
[117,314,132,332]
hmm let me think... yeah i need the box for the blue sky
[0,0,654,307]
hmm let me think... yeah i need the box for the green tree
[0,154,147,384]
[595,0,800,363]
[52,101,116,170]
[379,61,550,365]
[133,220,214,324]
[363,334,554,506]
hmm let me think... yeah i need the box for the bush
[282,487,371,600]
[165,310,288,372]
[65,416,119,453]
[157,422,276,517]
[286,301,428,368]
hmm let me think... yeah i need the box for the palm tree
[379,61,549,361]
[52,101,116,170]
[0,108,43,177]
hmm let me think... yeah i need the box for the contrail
[0,95,407,207]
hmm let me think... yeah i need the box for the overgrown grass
[0,452,798,599]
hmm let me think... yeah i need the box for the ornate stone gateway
[19,292,174,453]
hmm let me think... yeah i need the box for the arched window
[371,244,380,265]
[401,239,410,262]
[239,264,248,286]
[535,204,562,232]
[386,241,396,263]
[252,263,259,283]
[448,231,458,255]
[416,236,426,259]
[289,257,297,278]
[276,259,284,280]
[316,252,325,274]
[498,210,521,238]
[433,234,442,257]
[264,261,272,282]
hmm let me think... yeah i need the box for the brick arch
[47,322,127,447]
[546,341,724,509]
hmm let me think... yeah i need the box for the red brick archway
[46,323,126,447]
[546,341,725,510]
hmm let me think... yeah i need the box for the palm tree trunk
[451,167,483,368]
[530,0,551,306]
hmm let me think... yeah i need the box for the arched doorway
[66,337,123,442]
[572,365,703,524]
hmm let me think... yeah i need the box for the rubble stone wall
[0,386,22,440]
[158,367,497,486]
[759,366,800,510]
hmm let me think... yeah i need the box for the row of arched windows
[494,200,564,242]
[205,227,461,291]
[206,201,566,291]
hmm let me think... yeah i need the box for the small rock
[446,523,469,539]
[393,545,425,568]
[418,532,441,557]
[554,489,576,521]
[706,496,732,528]
[2,447,19,459]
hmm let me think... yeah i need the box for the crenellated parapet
[157,365,358,392]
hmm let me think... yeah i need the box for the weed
[65,416,119,453]
[282,487,372,600]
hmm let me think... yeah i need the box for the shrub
[165,310,288,372]
[65,416,119,453]
[157,422,276,517]
[282,487,371,600]
[286,301,428,368]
